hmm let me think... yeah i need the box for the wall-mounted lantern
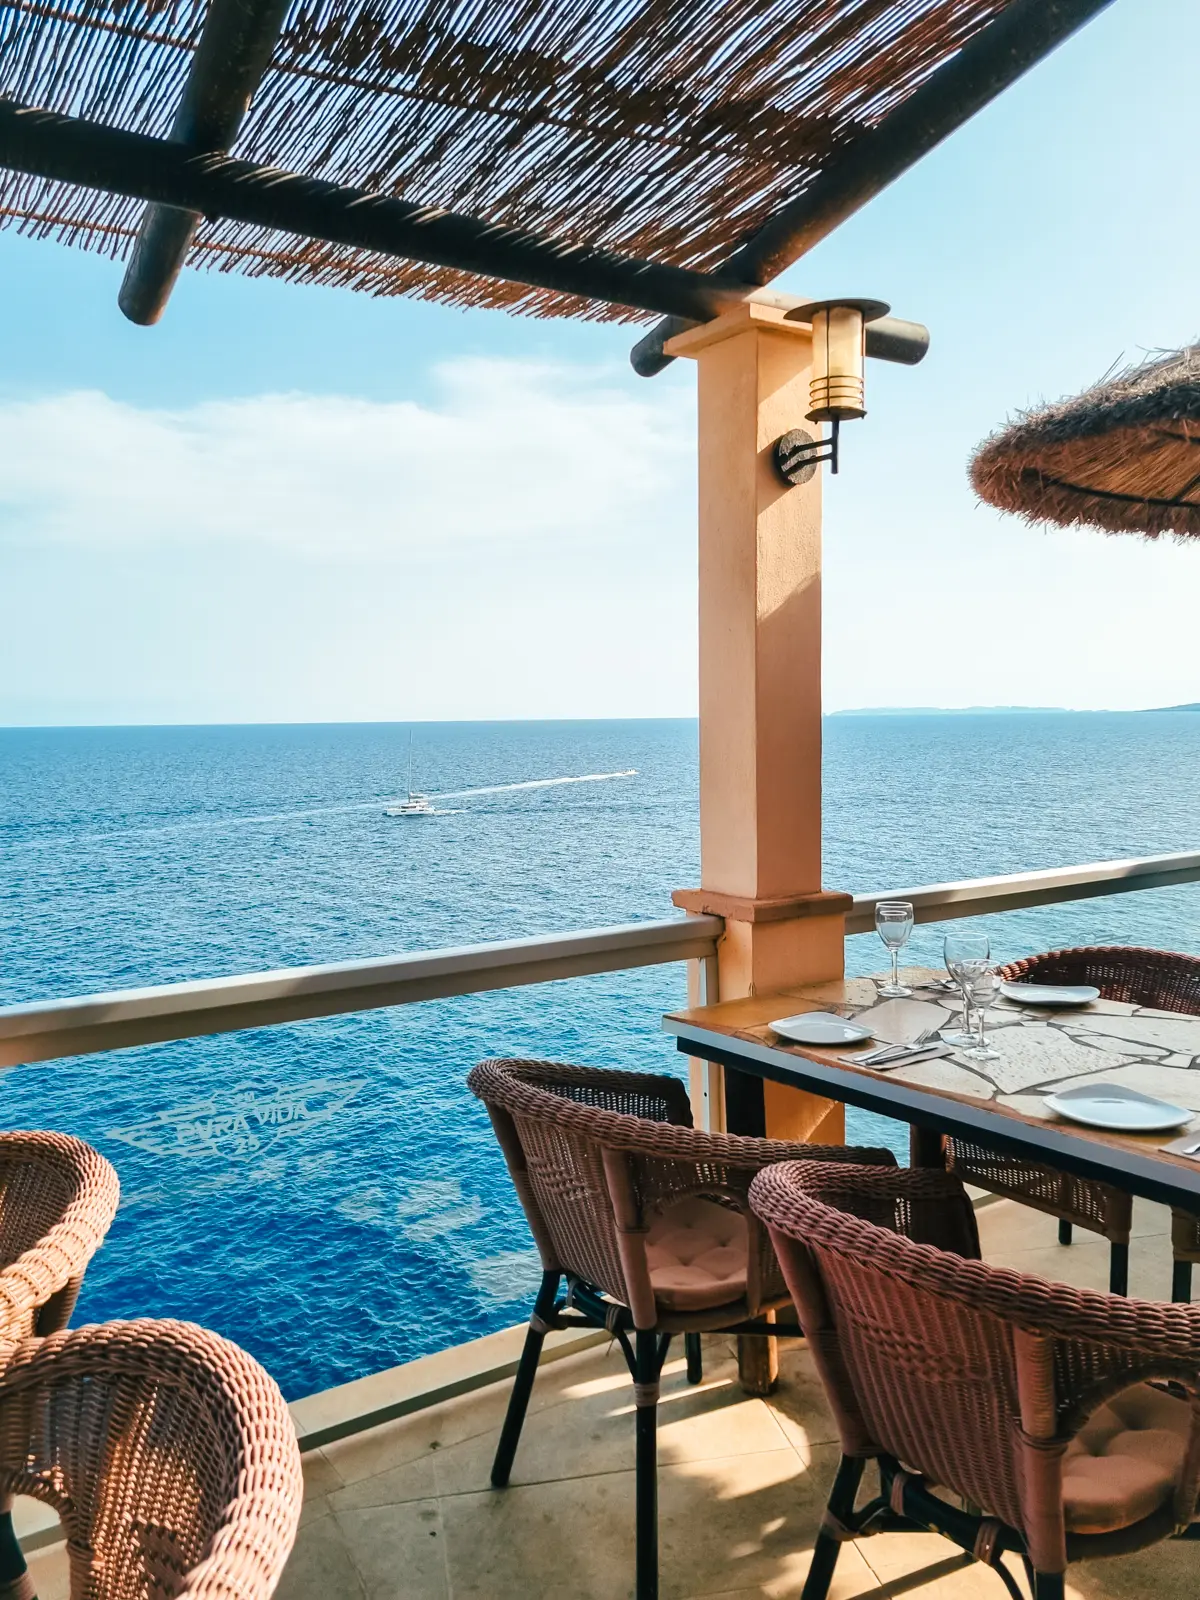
[773,298,890,481]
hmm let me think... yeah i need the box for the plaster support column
[668,302,848,1148]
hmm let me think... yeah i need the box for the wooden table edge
[664,1013,1200,1212]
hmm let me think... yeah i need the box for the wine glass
[960,961,1001,1061]
[943,930,990,1048]
[875,901,914,997]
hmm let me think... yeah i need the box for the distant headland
[829,706,1072,717]
[829,704,1200,717]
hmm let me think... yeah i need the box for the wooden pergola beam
[119,0,292,325]
[630,0,1117,377]
[0,98,755,323]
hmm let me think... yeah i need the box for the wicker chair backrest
[1001,946,1200,1015]
[468,1060,901,1325]
[0,1132,120,1341]
[468,1060,694,1303]
[750,1162,1200,1562]
[0,1319,302,1599]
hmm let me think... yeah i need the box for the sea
[3,713,1199,1400]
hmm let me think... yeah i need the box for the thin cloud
[0,358,694,558]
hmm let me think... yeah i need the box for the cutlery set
[851,1025,944,1068]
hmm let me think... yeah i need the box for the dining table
[664,967,1200,1214]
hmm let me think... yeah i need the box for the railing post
[686,946,724,1131]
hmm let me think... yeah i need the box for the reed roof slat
[970,347,1200,540]
[0,0,1016,317]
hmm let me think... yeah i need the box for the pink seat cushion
[1063,1384,1191,1534]
[645,1196,748,1312]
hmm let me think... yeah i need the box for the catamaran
[384,735,436,817]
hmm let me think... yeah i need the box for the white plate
[770,1012,873,1047]
[1043,1082,1192,1133]
[1001,981,1100,1007]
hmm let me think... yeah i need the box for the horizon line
[2,703,1199,731]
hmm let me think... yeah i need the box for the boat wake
[5,771,637,850]
[431,770,637,801]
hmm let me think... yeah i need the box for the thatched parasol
[970,344,1200,538]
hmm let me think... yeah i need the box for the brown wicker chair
[0,1132,121,1343]
[749,1159,1200,1600]
[0,1319,303,1600]
[468,1058,899,1600]
[944,945,1200,1300]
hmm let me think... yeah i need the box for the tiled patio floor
[23,1199,1199,1599]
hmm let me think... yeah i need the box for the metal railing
[0,917,722,1069]
[3,849,1199,1069]
[845,849,1200,935]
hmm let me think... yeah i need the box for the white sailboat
[384,734,436,817]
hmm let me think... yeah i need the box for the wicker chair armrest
[0,1134,120,1339]
[749,1160,981,1257]
[468,1058,694,1127]
[603,1119,898,1170]
[627,1144,894,1211]
[0,1319,302,1599]
[994,1275,1200,1360]
[752,1160,1200,1376]
[469,1058,896,1168]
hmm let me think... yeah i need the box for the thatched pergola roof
[0,0,1113,332]
[970,346,1200,539]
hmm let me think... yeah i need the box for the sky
[1,0,1198,726]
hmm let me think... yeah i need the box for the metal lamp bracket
[773,420,840,484]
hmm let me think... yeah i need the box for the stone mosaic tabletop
[666,967,1200,1200]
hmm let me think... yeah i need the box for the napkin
[843,1043,953,1072]
[1160,1131,1200,1159]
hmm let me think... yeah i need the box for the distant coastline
[830,706,1072,717]
[830,704,1200,717]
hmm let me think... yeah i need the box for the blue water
[2,714,1199,1398]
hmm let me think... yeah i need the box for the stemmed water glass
[875,901,914,997]
[943,930,989,1047]
[959,961,1002,1061]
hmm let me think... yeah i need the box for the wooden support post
[668,302,850,1394]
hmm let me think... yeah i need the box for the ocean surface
[3,714,1199,1399]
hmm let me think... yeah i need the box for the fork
[856,1025,940,1065]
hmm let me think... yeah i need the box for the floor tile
[329,1450,439,1512]
[300,1446,343,1497]
[21,1543,69,1600]
[439,1468,638,1600]
[321,1338,610,1486]
[275,1506,368,1600]
[1069,1538,1200,1599]
[765,1344,841,1456]
[433,1341,790,1497]
[676,1539,883,1599]
[334,1500,450,1600]
[658,1443,864,1598]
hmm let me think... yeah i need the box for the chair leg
[635,1329,662,1600]
[1032,1571,1065,1600]
[1109,1241,1129,1297]
[491,1269,560,1489]
[685,1332,703,1385]
[634,1330,661,1599]
[802,1455,865,1600]
[1173,1257,1193,1303]
[0,1506,33,1600]
[1057,1219,1072,1246]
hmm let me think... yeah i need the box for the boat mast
[407,731,414,800]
